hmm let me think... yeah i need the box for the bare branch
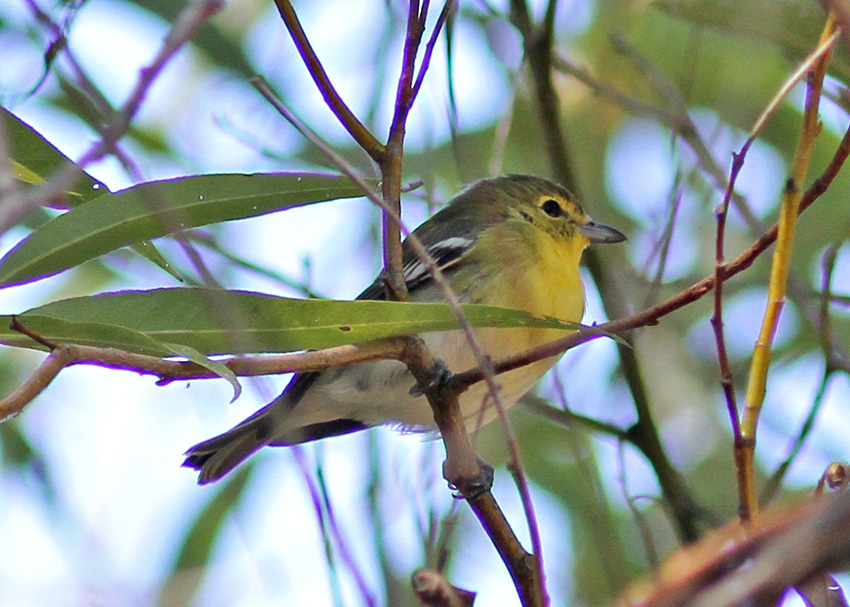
[621,491,850,607]
[273,0,386,163]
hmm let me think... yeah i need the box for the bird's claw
[448,458,494,501]
[409,358,452,397]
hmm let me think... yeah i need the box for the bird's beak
[579,221,627,244]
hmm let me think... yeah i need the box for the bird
[183,174,626,484]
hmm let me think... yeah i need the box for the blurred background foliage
[1,0,849,605]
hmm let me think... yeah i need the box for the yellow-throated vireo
[184,174,625,484]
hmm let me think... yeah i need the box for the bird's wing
[283,210,487,411]
[357,233,477,301]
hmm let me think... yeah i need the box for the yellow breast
[440,221,590,427]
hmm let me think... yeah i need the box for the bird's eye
[541,199,562,218]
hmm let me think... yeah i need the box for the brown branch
[0,339,408,422]
[452,116,850,391]
[552,53,685,129]
[0,347,73,421]
[712,146,749,520]
[380,0,426,302]
[470,493,544,606]
[263,6,540,604]
[273,0,386,163]
[410,1,456,105]
[412,569,476,607]
[620,490,850,607]
[711,165,742,436]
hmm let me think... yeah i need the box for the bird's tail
[183,403,369,484]
[183,410,273,484]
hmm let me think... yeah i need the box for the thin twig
[0,339,408,421]
[740,15,837,524]
[273,0,386,163]
[410,0,456,104]
[451,117,850,390]
[642,184,683,308]
[379,0,426,302]
[707,30,839,447]
[0,0,225,236]
[313,449,379,607]
[583,33,764,234]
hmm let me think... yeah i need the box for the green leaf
[130,241,184,282]
[0,173,371,288]
[4,107,106,204]
[0,421,38,467]
[0,287,581,356]
[164,342,241,402]
[5,108,182,278]
[3,315,178,357]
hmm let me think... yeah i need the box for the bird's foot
[447,457,494,501]
[409,358,452,397]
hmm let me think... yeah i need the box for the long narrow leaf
[0,173,370,288]
[0,287,580,355]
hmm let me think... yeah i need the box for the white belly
[287,327,565,433]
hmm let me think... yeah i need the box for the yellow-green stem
[740,14,836,522]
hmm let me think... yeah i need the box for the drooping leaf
[2,315,179,357]
[0,287,581,356]
[0,421,38,467]
[5,108,181,278]
[0,173,371,288]
[164,342,241,402]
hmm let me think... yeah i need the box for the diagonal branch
[273,0,386,163]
